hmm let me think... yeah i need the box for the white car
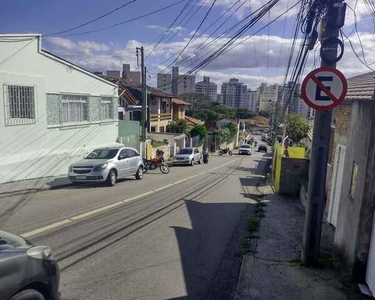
[238,144,252,155]
[173,147,201,166]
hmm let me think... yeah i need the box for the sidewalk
[235,186,362,300]
[0,176,71,197]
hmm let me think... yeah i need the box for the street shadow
[170,199,249,300]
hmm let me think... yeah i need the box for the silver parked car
[173,147,201,166]
[68,147,144,186]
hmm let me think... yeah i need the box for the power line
[58,0,187,37]
[45,0,138,36]
[154,0,249,73]
[144,0,193,61]
[159,0,218,73]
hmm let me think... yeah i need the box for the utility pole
[137,46,147,148]
[302,0,346,265]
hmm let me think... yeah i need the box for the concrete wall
[326,105,351,210]
[334,100,375,280]
[0,35,119,183]
[279,158,309,196]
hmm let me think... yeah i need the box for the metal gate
[328,144,346,227]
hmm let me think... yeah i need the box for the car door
[117,149,130,178]
[126,149,140,174]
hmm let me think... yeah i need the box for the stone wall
[279,158,309,196]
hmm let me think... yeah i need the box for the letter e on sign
[301,67,347,110]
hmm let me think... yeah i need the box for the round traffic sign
[301,67,347,110]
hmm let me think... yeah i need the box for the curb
[0,183,72,199]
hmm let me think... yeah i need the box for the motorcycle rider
[202,147,209,164]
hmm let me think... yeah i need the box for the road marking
[20,159,236,238]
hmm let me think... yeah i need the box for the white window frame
[101,97,114,121]
[3,84,36,126]
[61,94,89,124]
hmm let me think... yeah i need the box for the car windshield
[85,149,119,159]
[241,145,250,148]
[178,148,193,155]
[0,230,31,248]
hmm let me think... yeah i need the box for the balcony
[150,113,172,122]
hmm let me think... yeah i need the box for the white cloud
[42,30,375,90]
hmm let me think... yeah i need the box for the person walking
[202,147,209,164]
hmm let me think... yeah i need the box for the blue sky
[1,0,375,89]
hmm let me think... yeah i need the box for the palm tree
[167,119,189,135]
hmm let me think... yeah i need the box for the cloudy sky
[2,0,375,89]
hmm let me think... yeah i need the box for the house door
[328,144,346,227]
[366,212,375,295]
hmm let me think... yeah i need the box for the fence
[185,135,201,148]
[118,120,140,151]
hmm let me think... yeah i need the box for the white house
[0,34,120,184]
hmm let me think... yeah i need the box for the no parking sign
[301,67,347,110]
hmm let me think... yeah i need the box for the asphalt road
[0,146,271,300]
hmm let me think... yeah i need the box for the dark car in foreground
[0,230,60,300]
[258,145,268,153]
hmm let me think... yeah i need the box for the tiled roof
[172,98,191,105]
[185,115,204,126]
[101,75,174,98]
[346,72,375,101]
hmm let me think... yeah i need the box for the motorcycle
[143,149,170,174]
[218,148,233,156]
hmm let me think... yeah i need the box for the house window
[101,97,114,120]
[62,94,89,124]
[4,85,36,126]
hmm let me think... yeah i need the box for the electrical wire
[58,0,187,37]
[45,0,138,36]
[144,0,193,61]
[159,0,218,74]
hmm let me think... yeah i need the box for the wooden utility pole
[302,0,346,265]
[137,46,147,144]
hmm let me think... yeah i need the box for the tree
[286,114,310,143]
[219,123,237,143]
[166,119,189,135]
[179,92,210,110]
[259,110,270,118]
[190,124,208,140]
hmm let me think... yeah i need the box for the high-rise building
[122,64,141,83]
[157,73,172,94]
[258,83,280,112]
[157,66,195,96]
[221,78,248,108]
[195,76,218,101]
[217,94,222,103]
[242,90,259,112]
[283,82,308,117]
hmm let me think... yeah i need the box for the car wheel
[135,166,144,180]
[10,289,45,300]
[106,169,117,186]
[190,159,194,166]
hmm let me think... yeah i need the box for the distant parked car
[0,230,60,300]
[173,147,201,166]
[258,144,268,153]
[68,147,144,186]
[238,144,252,155]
